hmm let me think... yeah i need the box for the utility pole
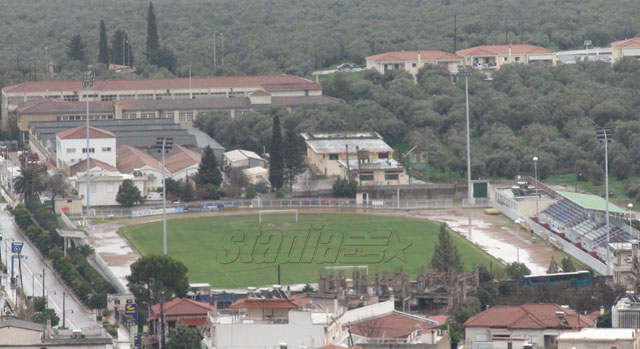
[62,291,66,329]
[157,138,173,255]
[220,33,224,67]
[42,268,45,305]
[45,47,48,77]
[213,32,217,71]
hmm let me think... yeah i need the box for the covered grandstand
[541,191,630,261]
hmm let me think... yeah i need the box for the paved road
[0,205,99,330]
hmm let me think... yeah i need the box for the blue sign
[124,303,138,326]
[11,242,24,254]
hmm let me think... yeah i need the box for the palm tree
[13,167,46,203]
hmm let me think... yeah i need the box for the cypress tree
[283,119,306,189]
[196,145,222,187]
[146,2,159,60]
[430,223,464,274]
[111,30,134,66]
[269,115,284,189]
[66,34,86,62]
[97,20,110,64]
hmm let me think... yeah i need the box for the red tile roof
[69,158,117,176]
[178,317,209,329]
[611,37,640,47]
[4,75,321,93]
[456,44,554,56]
[350,312,437,339]
[164,144,201,173]
[464,304,595,329]
[57,125,115,139]
[367,50,463,62]
[229,297,299,310]
[150,298,213,320]
[291,297,312,308]
[116,145,162,173]
[426,315,450,326]
[16,98,114,114]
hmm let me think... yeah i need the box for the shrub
[245,184,257,199]
[332,177,358,198]
[275,188,285,198]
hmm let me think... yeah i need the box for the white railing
[68,198,455,219]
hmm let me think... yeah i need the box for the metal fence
[69,198,456,219]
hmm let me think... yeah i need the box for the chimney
[508,42,512,61]
[418,50,422,65]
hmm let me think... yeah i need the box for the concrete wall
[559,338,634,349]
[214,311,325,348]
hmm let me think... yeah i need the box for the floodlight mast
[82,71,94,217]
[157,137,173,255]
[596,127,612,273]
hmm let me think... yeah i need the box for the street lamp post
[533,156,539,220]
[157,137,173,255]
[459,67,473,204]
[628,203,634,239]
[596,127,612,271]
[82,72,94,217]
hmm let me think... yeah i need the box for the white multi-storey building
[55,125,116,169]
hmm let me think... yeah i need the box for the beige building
[557,328,640,349]
[456,44,556,73]
[301,132,394,177]
[464,303,594,349]
[609,242,638,290]
[242,166,269,185]
[611,38,640,63]
[2,74,342,134]
[366,50,463,75]
[337,158,406,185]
[224,149,266,169]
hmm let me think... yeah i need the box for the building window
[82,94,98,99]
[178,111,194,122]
[229,92,245,98]
[412,63,417,67]
[63,95,79,102]
[123,113,137,119]
[141,112,155,119]
[156,93,172,100]
[82,148,95,153]
[360,173,374,181]
[211,92,227,98]
[7,97,25,105]
[160,111,174,119]
[329,154,339,160]
[378,152,389,159]
[102,147,111,152]
[91,183,97,193]
[100,95,117,101]
[66,148,76,153]
[192,93,209,99]
[237,109,250,116]
[119,94,136,100]
[174,93,190,99]
[138,94,154,100]
[515,57,521,62]
[385,172,399,180]
[26,96,43,102]
[56,116,66,121]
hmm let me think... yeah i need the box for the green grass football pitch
[120,212,503,288]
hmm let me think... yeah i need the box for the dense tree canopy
[127,254,189,305]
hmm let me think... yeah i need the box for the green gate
[473,182,487,198]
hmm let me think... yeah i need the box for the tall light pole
[533,156,539,220]
[82,71,94,217]
[157,137,173,255]
[628,203,634,239]
[459,67,473,204]
[596,127,612,271]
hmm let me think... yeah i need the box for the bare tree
[301,171,318,196]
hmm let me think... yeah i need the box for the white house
[242,166,269,185]
[224,149,266,169]
[557,328,640,349]
[165,145,201,182]
[69,165,145,206]
[55,125,116,170]
[116,145,164,193]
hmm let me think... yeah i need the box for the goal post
[258,209,298,224]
